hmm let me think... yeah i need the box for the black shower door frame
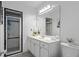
[4,8,23,56]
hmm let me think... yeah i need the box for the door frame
[4,8,23,57]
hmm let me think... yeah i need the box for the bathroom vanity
[27,35,60,57]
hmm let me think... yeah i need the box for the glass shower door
[6,16,21,55]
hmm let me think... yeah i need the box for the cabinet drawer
[40,47,49,57]
[31,38,39,45]
[40,42,48,49]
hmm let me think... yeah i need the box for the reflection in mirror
[46,17,52,35]
[37,4,60,38]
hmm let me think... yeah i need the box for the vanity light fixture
[39,4,55,15]
[39,4,50,14]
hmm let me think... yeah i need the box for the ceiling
[2,1,44,9]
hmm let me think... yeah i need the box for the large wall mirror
[37,4,61,38]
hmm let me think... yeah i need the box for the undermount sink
[35,35,54,40]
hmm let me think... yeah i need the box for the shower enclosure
[4,8,23,56]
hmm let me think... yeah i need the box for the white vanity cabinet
[27,37,31,51]
[27,37,40,57]
[40,42,49,57]
[30,38,40,57]
[30,39,35,55]
[40,48,49,57]
[40,47,49,57]
[34,43,40,57]
[27,36,60,57]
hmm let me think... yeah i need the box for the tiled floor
[7,47,19,53]
[9,51,34,57]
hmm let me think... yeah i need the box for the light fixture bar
[39,4,55,15]
[39,4,50,14]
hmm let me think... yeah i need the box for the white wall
[0,25,4,53]
[60,3,79,44]
[23,10,37,51]
[36,16,45,35]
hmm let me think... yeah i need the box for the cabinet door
[40,47,49,57]
[30,39,34,55]
[27,37,31,50]
[34,44,39,57]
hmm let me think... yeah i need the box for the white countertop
[29,35,60,43]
